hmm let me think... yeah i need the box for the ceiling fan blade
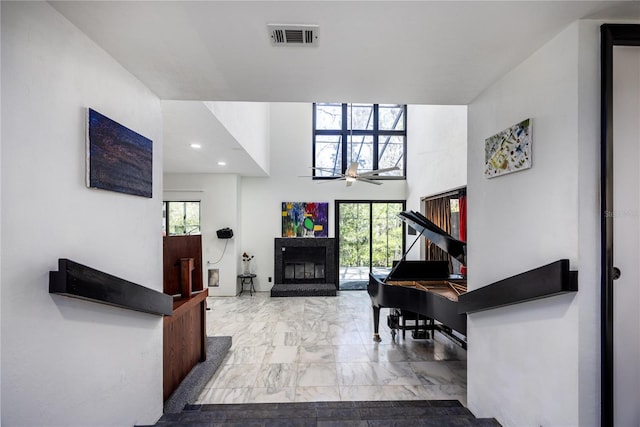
[317,177,345,184]
[314,175,347,184]
[357,177,383,185]
[358,166,400,177]
[310,166,338,172]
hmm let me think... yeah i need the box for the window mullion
[373,105,379,170]
[164,202,169,236]
[369,202,373,273]
[314,130,343,135]
[342,103,348,173]
[312,102,317,173]
[182,202,187,234]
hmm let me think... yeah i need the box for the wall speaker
[216,228,233,239]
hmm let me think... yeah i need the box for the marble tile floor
[198,290,467,407]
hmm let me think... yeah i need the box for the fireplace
[274,238,337,287]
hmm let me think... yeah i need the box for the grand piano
[368,210,467,347]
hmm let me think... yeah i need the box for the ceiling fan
[312,162,399,187]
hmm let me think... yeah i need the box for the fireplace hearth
[273,238,337,296]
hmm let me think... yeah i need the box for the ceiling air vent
[268,24,319,46]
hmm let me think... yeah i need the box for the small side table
[238,273,257,296]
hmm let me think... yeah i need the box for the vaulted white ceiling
[50,1,639,174]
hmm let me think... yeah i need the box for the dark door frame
[600,23,640,427]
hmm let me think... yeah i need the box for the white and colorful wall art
[484,118,532,178]
[282,202,329,237]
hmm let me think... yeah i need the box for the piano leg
[372,306,382,342]
[387,310,400,341]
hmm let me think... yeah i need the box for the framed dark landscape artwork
[86,108,153,198]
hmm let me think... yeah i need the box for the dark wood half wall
[162,234,208,402]
[163,235,203,295]
[163,290,207,401]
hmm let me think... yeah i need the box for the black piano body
[367,210,467,347]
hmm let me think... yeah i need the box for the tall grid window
[313,103,407,179]
[163,201,201,236]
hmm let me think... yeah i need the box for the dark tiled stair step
[270,283,337,297]
[163,336,232,414]
[148,400,501,426]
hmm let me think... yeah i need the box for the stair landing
[270,283,337,297]
[147,400,501,426]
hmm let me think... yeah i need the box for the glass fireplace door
[336,201,405,290]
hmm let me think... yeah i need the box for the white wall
[1,3,163,426]
[576,20,603,426]
[163,174,241,297]
[165,102,467,295]
[405,105,467,260]
[241,103,407,292]
[0,1,2,423]
[205,102,271,174]
[0,2,3,418]
[161,103,465,295]
[467,20,601,426]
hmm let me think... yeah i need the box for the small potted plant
[242,252,254,274]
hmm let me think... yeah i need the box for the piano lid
[399,210,467,266]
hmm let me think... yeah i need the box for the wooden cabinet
[163,291,207,401]
[162,234,206,401]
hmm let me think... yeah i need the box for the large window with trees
[313,103,406,179]
[163,201,201,236]
[336,200,405,290]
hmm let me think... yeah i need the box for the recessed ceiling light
[217,161,227,166]
[190,143,201,149]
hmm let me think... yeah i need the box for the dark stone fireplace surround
[273,238,337,296]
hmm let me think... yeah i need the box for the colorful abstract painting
[282,202,329,237]
[485,118,532,178]
[86,108,153,197]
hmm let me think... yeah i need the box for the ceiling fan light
[346,176,356,182]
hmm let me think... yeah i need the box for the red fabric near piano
[459,195,467,276]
